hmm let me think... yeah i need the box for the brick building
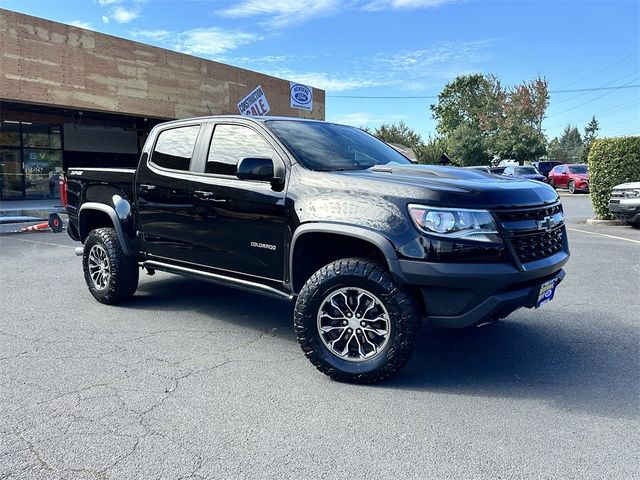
[0,9,325,200]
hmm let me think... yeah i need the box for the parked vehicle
[608,182,640,228]
[547,164,589,194]
[66,116,569,383]
[464,166,490,173]
[532,161,564,178]
[502,165,546,182]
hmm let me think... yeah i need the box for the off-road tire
[83,228,139,305]
[294,258,418,383]
[568,179,576,194]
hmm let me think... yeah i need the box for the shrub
[588,136,640,219]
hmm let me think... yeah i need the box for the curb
[586,218,626,226]
[0,207,66,218]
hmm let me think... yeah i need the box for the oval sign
[290,83,313,110]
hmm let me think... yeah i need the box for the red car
[547,164,589,194]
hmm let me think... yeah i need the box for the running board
[140,260,293,301]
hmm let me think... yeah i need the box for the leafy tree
[415,135,447,165]
[430,74,503,136]
[486,77,549,163]
[549,126,584,162]
[581,116,599,163]
[446,124,490,166]
[431,74,549,164]
[493,124,547,163]
[372,121,423,148]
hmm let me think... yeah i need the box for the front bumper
[390,250,569,328]
[608,198,640,224]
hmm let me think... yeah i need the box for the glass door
[0,148,24,200]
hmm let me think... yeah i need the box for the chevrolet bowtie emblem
[537,216,554,232]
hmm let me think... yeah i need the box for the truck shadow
[130,275,638,420]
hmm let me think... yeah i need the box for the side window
[151,125,200,171]
[206,124,275,176]
[504,167,512,175]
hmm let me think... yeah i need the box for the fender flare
[289,223,407,290]
[79,202,132,256]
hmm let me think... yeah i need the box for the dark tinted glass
[568,165,588,174]
[22,123,61,149]
[152,125,200,171]
[515,167,538,174]
[206,124,274,175]
[266,120,412,171]
[0,122,21,146]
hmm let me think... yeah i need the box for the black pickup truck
[67,116,569,383]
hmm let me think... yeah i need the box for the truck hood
[612,181,640,190]
[336,164,559,208]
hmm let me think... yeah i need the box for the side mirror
[236,157,275,182]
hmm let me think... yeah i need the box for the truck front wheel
[82,228,139,305]
[294,258,418,383]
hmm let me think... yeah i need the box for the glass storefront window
[0,121,21,146]
[22,123,62,149]
[0,121,64,200]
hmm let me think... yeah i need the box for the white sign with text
[237,85,270,116]
[289,82,313,111]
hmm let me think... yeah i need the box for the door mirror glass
[236,157,274,181]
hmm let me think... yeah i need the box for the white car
[608,182,640,228]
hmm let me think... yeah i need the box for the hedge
[587,136,640,219]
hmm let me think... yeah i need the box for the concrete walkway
[0,199,66,219]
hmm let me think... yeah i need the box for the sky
[2,0,639,141]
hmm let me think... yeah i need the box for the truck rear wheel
[82,228,139,305]
[294,258,417,383]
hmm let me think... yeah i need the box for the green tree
[372,121,423,148]
[581,116,599,163]
[430,74,503,136]
[446,124,490,166]
[431,74,549,164]
[549,126,584,162]
[414,135,447,165]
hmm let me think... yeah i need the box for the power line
[327,84,639,99]
[550,70,639,106]
[546,76,640,118]
[556,51,639,89]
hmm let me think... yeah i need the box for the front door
[190,122,287,281]
[136,123,202,263]
[0,148,23,200]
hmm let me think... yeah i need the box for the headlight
[408,204,500,243]
[625,189,640,198]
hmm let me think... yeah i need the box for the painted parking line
[567,227,640,245]
[0,235,73,249]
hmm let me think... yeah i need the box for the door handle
[194,190,214,198]
[139,184,156,191]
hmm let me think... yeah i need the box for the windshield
[515,166,539,175]
[569,165,588,174]
[266,120,412,171]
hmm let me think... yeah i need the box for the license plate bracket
[536,278,558,308]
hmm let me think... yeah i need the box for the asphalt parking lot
[1,194,638,479]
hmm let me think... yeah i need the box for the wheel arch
[289,223,405,294]
[79,203,132,256]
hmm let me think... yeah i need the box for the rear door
[189,121,288,281]
[136,122,204,263]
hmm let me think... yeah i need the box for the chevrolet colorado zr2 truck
[66,116,569,383]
